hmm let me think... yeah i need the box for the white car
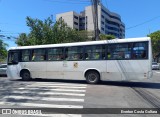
[0,64,7,76]
[152,62,160,70]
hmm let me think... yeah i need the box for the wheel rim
[88,73,97,82]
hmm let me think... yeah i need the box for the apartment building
[56,4,125,38]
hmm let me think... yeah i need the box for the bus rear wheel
[22,71,31,81]
[86,71,100,84]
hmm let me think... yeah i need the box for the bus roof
[9,37,150,50]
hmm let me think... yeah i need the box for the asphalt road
[0,71,160,117]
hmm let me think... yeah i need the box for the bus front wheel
[86,71,100,84]
[22,71,31,81]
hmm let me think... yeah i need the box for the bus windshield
[8,51,19,65]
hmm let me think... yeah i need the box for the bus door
[63,46,84,80]
[63,60,82,80]
[7,50,21,78]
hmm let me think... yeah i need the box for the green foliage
[0,39,8,62]
[16,16,89,46]
[99,34,115,40]
[16,33,30,46]
[147,30,160,58]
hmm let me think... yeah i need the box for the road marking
[32,83,87,87]
[18,87,86,92]
[155,72,160,73]
[27,85,86,89]
[3,95,84,102]
[12,91,85,96]
[0,102,83,108]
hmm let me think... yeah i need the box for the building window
[74,15,78,20]
[101,27,104,31]
[101,21,104,25]
[74,22,78,25]
[101,9,110,17]
[105,30,108,34]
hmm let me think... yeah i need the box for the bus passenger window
[40,56,44,61]
[94,53,100,59]
[107,52,111,59]
[32,53,36,61]
[65,46,83,61]
[85,53,89,60]
[23,56,29,61]
[79,54,83,60]
[125,53,130,59]
[56,55,61,60]
[85,45,104,60]
[73,54,80,60]
[22,50,30,62]
[118,51,125,59]
[31,49,46,61]
[48,55,52,61]
[132,42,147,59]
[141,51,146,58]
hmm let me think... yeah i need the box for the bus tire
[21,71,31,81]
[85,71,100,84]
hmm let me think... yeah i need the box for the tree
[16,33,30,46]
[0,39,8,62]
[16,16,89,46]
[147,30,160,61]
[99,34,115,40]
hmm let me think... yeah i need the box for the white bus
[7,37,152,84]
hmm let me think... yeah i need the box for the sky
[0,0,160,48]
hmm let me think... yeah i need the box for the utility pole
[91,0,100,40]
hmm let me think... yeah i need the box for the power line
[0,22,26,27]
[0,30,20,41]
[0,35,17,41]
[126,15,160,30]
[44,0,90,5]
[0,29,26,34]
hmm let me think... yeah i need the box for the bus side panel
[63,61,107,80]
[7,63,21,79]
[63,61,87,80]
[46,61,63,79]
[23,62,46,78]
[125,60,150,80]
[118,60,149,80]
[105,60,122,81]
[106,60,150,81]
